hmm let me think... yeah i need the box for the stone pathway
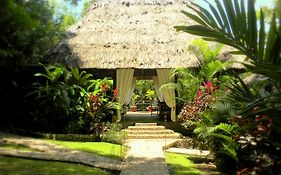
[120,123,182,175]
[165,147,211,157]
[0,133,123,171]
[121,139,180,175]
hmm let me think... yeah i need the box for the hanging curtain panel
[126,76,137,105]
[152,76,164,102]
[156,69,176,121]
[116,68,135,121]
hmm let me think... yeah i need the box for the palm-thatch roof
[50,0,245,69]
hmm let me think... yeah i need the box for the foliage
[171,39,230,108]
[178,83,216,128]
[174,39,231,120]
[0,157,111,175]
[48,140,127,160]
[27,64,118,134]
[81,0,96,16]
[0,0,79,130]
[0,0,63,67]
[131,80,156,109]
[193,114,238,173]
[145,89,156,100]
[133,80,154,100]
[100,122,127,144]
[49,0,77,30]
[176,0,281,174]
[131,94,140,106]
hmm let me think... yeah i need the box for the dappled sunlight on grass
[0,156,111,175]
[0,143,35,152]
[164,152,201,175]
[48,140,127,160]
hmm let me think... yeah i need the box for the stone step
[127,133,182,139]
[135,123,157,126]
[127,126,166,130]
[124,129,175,135]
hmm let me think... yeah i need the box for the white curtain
[125,76,136,105]
[152,76,164,102]
[116,69,135,121]
[156,69,176,121]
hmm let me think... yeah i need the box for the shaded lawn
[164,152,201,175]
[0,156,111,175]
[0,143,35,152]
[48,140,127,160]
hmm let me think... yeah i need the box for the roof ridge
[94,0,191,7]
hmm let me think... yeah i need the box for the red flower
[204,81,212,94]
[196,90,202,97]
[206,81,212,88]
[114,88,118,98]
[101,83,107,93]
[89,93,94,103]
[93,94,99,103]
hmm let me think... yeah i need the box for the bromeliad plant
[176,0,281,174]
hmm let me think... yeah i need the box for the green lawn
[0,143,35,152]
[48,140,127,160]
[0,156,111,175]
[164,152,201,175]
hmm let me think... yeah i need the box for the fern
[214,123,234,135]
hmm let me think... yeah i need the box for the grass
[48,140,127,160]
[164,152,201,175]
[0,143,35,152]
[0,156,112,175]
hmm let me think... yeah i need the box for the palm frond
[175,0,280,65]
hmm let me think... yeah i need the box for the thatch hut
[51,0,200,69]
[50,0,244,121]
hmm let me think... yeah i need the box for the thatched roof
[50,0,245,69]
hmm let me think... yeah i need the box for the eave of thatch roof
[50,0,245,69]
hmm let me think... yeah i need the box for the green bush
[101,123,127,144]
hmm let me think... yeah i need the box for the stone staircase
[123,123,182,139]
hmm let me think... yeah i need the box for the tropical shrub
[176,0,281,174]
[100,122,127,144]
[178,81,217,128]
[171,39,231,111]
[27,64,119,135]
